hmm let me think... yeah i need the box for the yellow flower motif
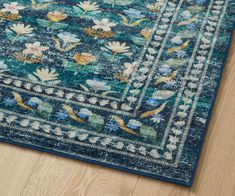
[73,53,97,65]
[47,11,67,22]
[33,68,59,82]
[141,28,153,40]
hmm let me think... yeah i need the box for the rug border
[0,137,192,186]
[0,32,233,188]
[187,28,235,186]
[0,3,234,188]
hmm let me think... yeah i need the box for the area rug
[0,0,234,186]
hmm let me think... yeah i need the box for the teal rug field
[0,0,234,186]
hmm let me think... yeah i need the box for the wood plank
[59,165,138,196]
[20,154,79,196]
[131,34,235,196]
[20,154,138,196]
[0,143,41,196]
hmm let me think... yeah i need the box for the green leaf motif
[36,19,51,28]
[103,0,135,6]
[72,6,101,18]
[140,126,157,141]
[73,6,83,15]
[36,19,68,29]
[50,22,68,29]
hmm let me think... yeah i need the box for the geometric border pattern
[0,0,234,186]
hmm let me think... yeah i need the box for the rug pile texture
[0,0,234,186]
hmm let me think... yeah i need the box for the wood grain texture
[0,33,234,196]
[60,165,137,196]
[0,144,41,196]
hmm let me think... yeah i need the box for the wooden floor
[0,33,234,196]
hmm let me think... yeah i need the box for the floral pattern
[0,0,234,186]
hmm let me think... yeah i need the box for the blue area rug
[0,0,234,186]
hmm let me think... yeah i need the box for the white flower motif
[139,67,149,73]
[57,32,81,44]
[31,121,40,130]
[88,97,97,104]
[123,61,136,76]
[67,131,77,138]
[54,127,63,136]
[34,85,42,92]
[127,119,142,127]
[66,93,75,99]
[20,119,30,127]
[101,138,112,146]
[172,128,182,135]
[150,115,162,123]
[168,135,179,143]
[77,94,85,102]
[106,41,130,54]
[164,152,173,160]
[115,142,124,149]
[33,67,59,82]
[171,36,183,44]
[127,96,137,103]
[0,60,7,68]
[86,79,111,91]
[0,60,8,73]
[1,2,25,15]
[99,99,109,106]
[121,104,132,111]
[147,0,164,12]
[23,42,49,57]
[111,101,118,109]
[6,115,17,123]
[150,149,159,158]
[166,143,177,151]
[127,144,135,153]
[139,146,147,155]
[0,112,4,121]
[78,133,89,141]
[45,88,54,94]
[79,108,93,116]
[10,23,33,35]
[92,18,116,32]
[181,10,192,19]
[42,125,51,133]
[55,90,64,97]
[174,120,185,127]
[77,1,99,12]
[89,137,99,144]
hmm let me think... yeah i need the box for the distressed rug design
[0,0,234,186]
